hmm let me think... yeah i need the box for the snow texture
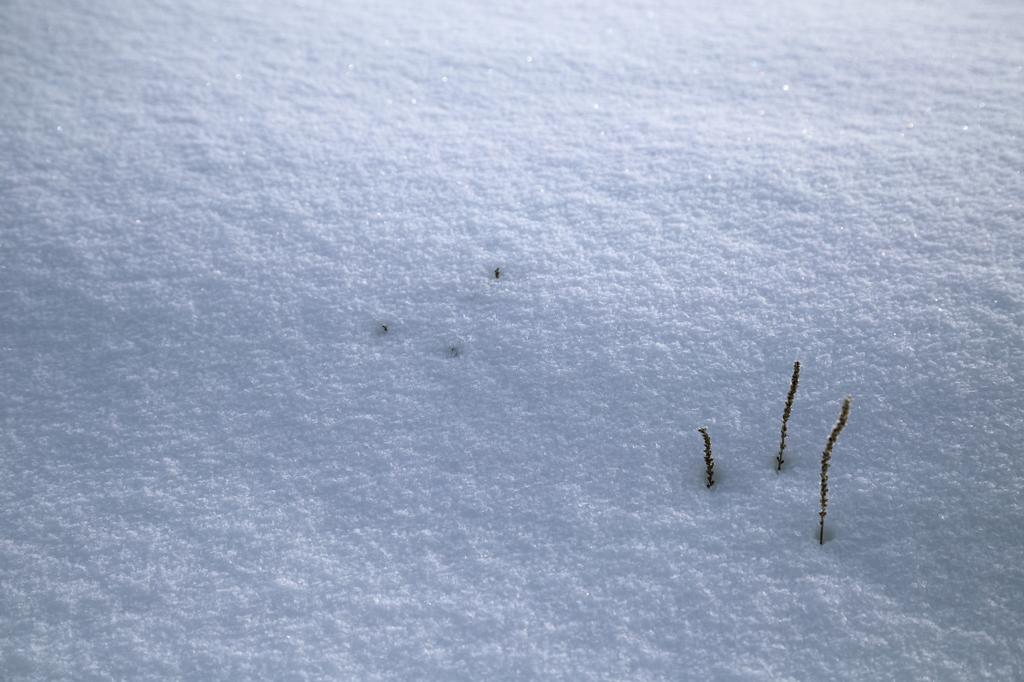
[2,0,1023,679]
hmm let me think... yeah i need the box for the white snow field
[2,0,1023,679]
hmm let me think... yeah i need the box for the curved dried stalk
[819,396,852,544]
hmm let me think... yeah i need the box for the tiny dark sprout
[381,324,388,334]
[494,267,500,279]
[450,347,459,358]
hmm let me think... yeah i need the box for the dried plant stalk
[819,396,852,545]
[698,428,715,488]
[777,361,801,472]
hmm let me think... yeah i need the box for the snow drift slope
[1,0,1023,679]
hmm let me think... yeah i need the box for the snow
[2,0,1023,679]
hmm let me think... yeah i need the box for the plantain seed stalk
[699,428,715,488]
[819,396,852,544]
[777,360,801,472]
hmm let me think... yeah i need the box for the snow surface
[2,0,1024,679]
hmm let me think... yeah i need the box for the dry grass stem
[819,396,852,544]
[698,428,715,488]
[777,361,801,472]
